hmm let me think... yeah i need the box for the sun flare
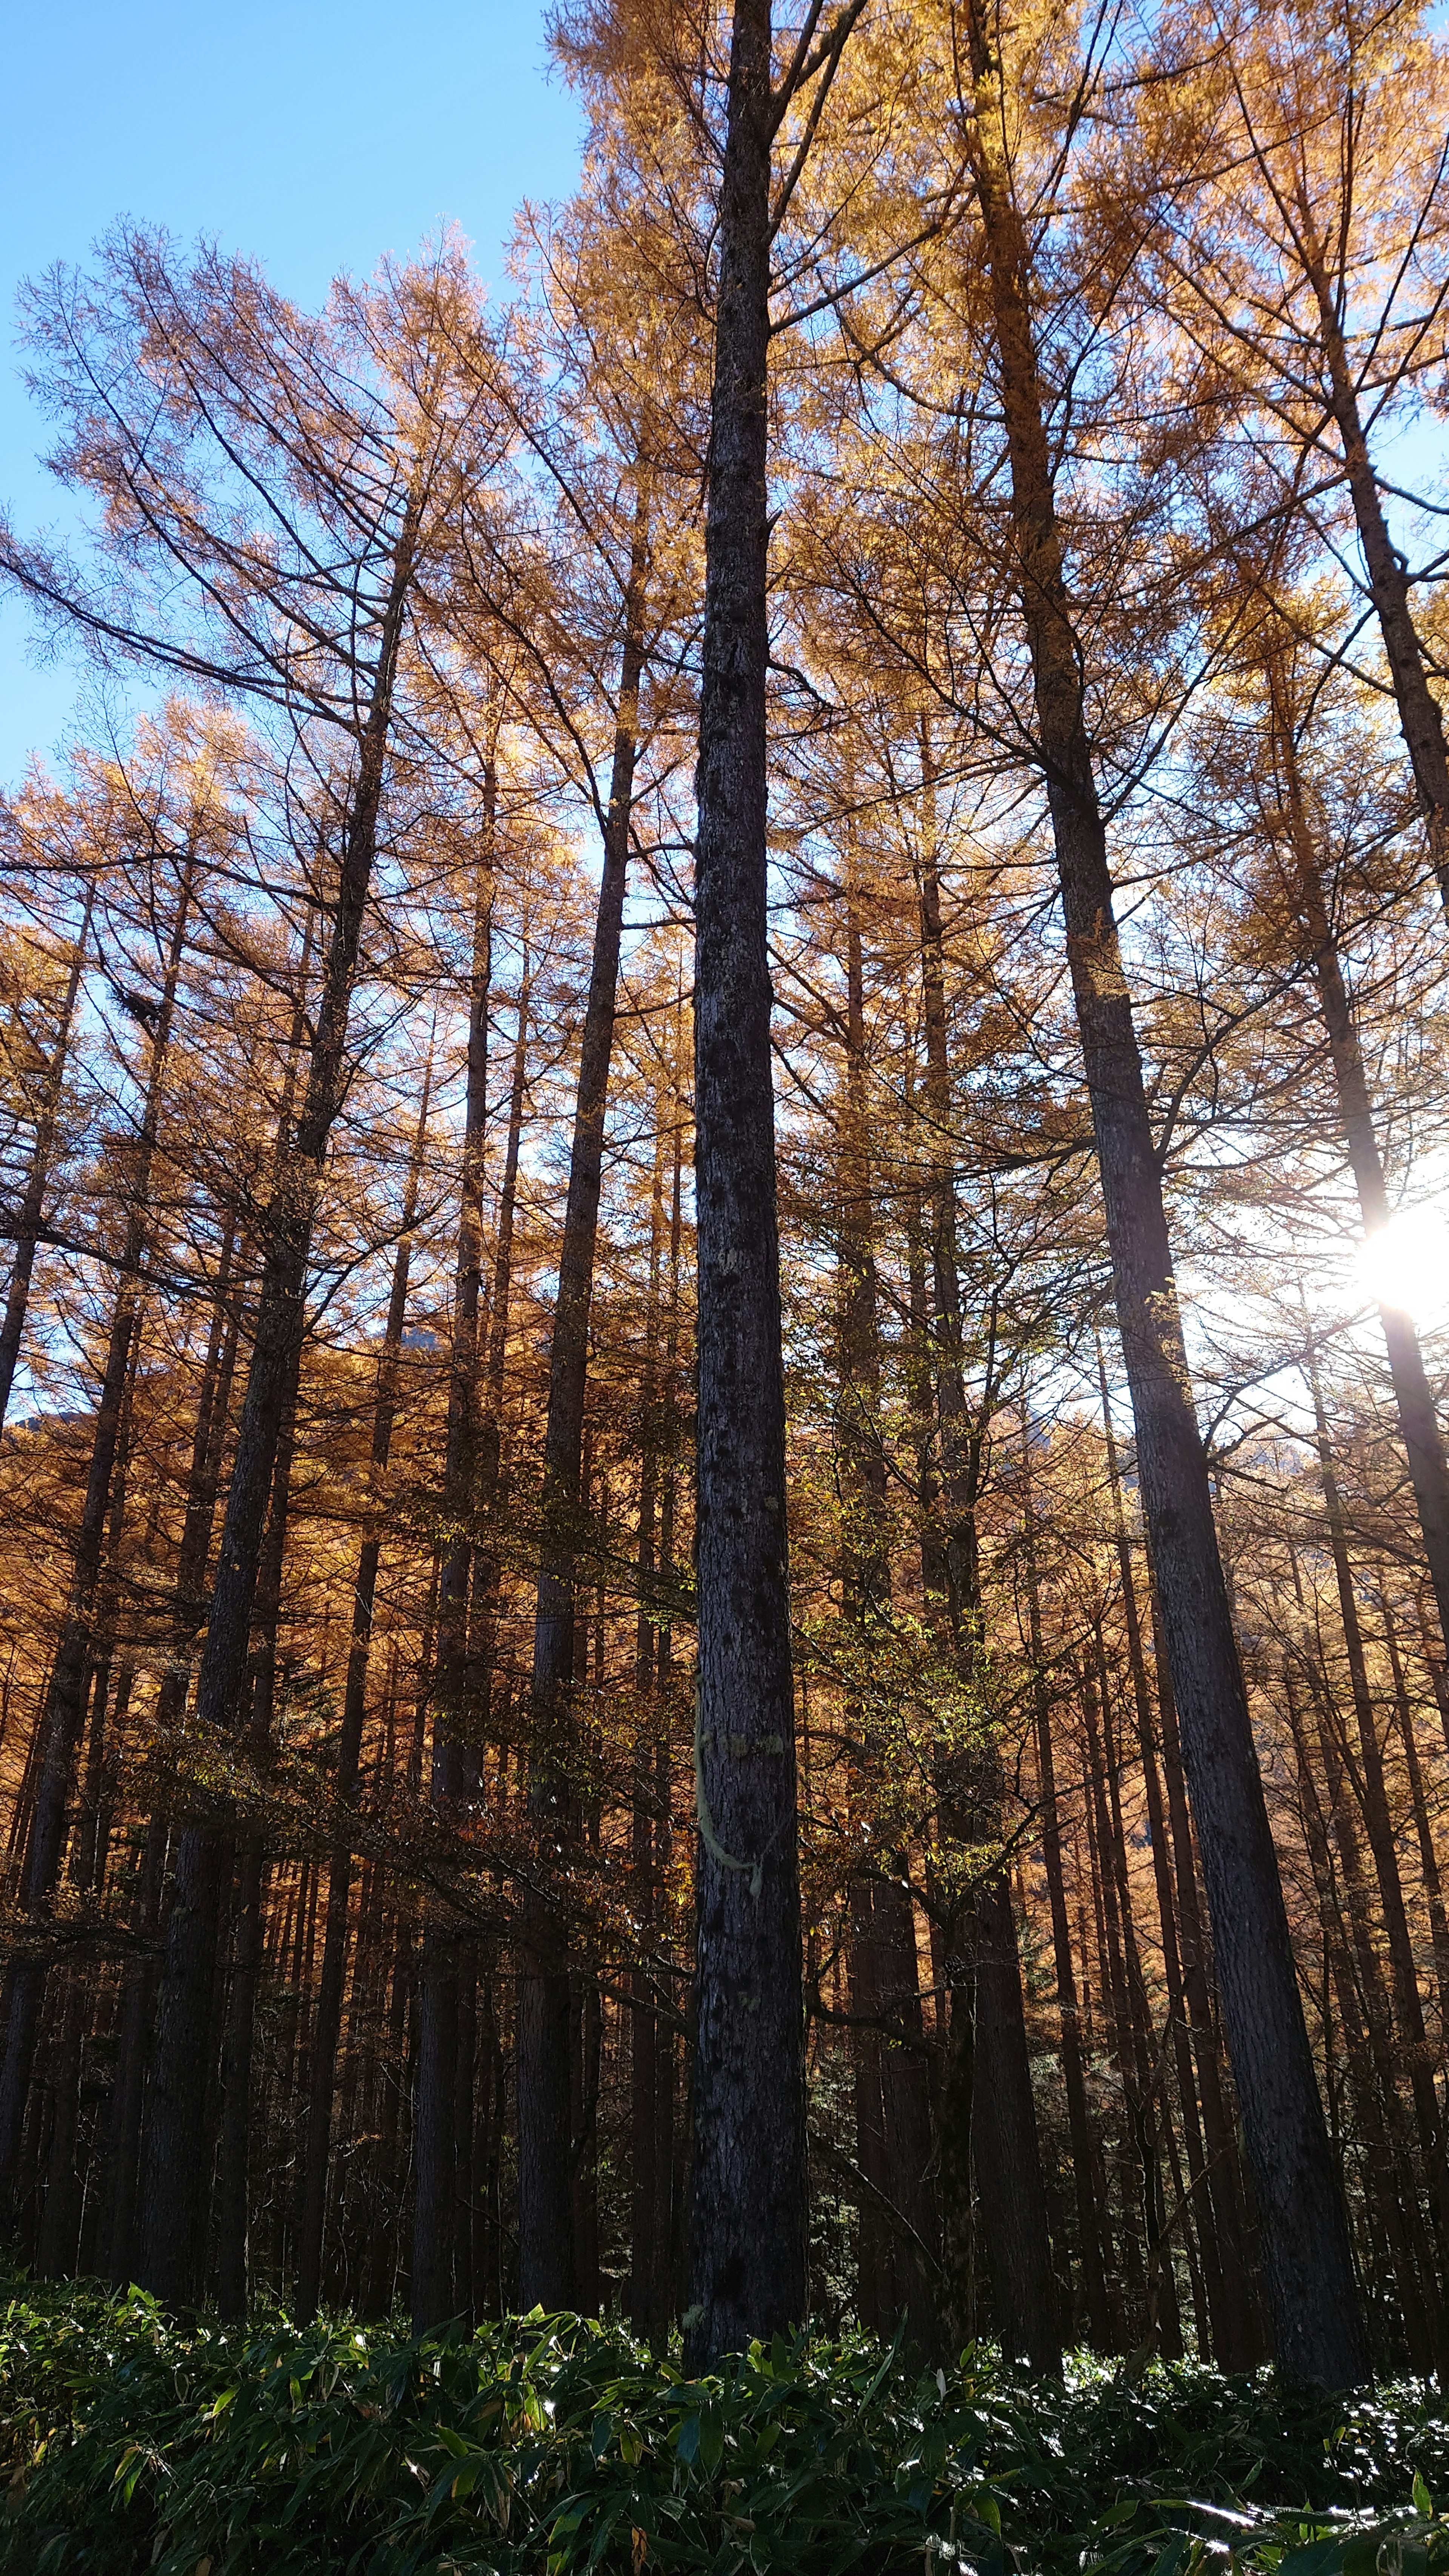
[1358,1207,1449,1326]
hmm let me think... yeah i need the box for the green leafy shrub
[0,2281,1443,2576]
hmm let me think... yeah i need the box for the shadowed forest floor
[0,2281,1445,2574]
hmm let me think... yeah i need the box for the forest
[0,0,1447,2559]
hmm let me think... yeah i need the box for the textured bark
[518,489,650,2310]
[956,0,1365,2385]
[685,0,808,2365]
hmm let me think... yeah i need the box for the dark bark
[956,0,1365,2385]
[685,0,808,2365]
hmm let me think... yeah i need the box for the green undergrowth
[0,2280,1444,2576]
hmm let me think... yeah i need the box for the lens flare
[1358,1207,1449,1326]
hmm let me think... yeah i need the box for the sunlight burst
[1358,1207,1449,1326]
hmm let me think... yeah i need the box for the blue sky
[0,1,585,790]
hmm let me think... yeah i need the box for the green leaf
[674,2413,701,2465]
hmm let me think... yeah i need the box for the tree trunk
[956,0,1365,2387]
[685,0,809,2365]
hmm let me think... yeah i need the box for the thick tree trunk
[957,0,1364,2385]
[518,489,650,2310]
[685,0,809,2365]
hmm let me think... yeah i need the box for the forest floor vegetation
[0,2281,1446,2574]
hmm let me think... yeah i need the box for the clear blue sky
[0,1,584,790]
